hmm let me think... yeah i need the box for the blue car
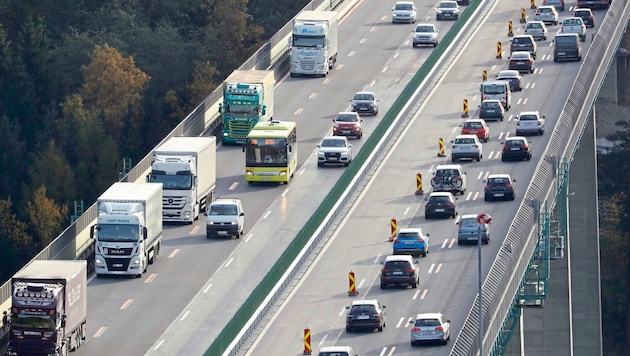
[393,228,430,257]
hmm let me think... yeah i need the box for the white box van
[480,80,512,111]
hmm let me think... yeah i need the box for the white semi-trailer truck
[289,11,339,77]
[147,136,217,223]
[91,182,163,277]
[5,260,87,356]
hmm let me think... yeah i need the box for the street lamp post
[476,213,492,355]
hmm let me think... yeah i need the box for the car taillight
[485,183,490,191]
[503,145,509,150]
[436,326,444,331]
[394,238,401,243]
[522,145,528,149]
[412,327,420,331]
[417,238,425,243]
[406,268,415,273]
[479,108,483,113]
[537,120,543,124]
[589,15,593,19]
[382,269,390,273]
[333,123,339,128]
[507,183,513,189]
[473,144,478,148]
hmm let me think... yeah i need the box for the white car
[451,134,483,162]
[392,1,417,24]
[515,111,546,136]
[525,21,548,41]
[561,17,587,42]
[317,136,353,167]
[534,5,559,25]
[412,24,439,47]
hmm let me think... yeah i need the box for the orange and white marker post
[415,173,424,195]
[303,328,312,355]
[348,271,358,296]
[389,218,397,241]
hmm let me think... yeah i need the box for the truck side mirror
[90,225,95,239]
[287,36,292,47]
[145,174,150,183]
[242,143,245,153]
[218,103,223,114]
[261,105,266,115]
[143,227,148,241]
[194,176,198,187]
[61,314,67,328]
[289,145,292,153]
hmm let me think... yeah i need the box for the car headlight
[207,221,215,225]
[133,257,141,264]
[437,10,443,13]
[392,13,398,17]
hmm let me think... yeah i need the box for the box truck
[147,136,217,223]
[91,182,163,277]
[289,11,339,77]
[219,70,275,145]
[5,260,87,356]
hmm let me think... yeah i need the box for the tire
[527,153,532,160]
[411,341,416,347]
[381,282,386,289]
[451,156,457,163]
[378,325,383,332]
[344,162,349,167]
[425,214,431,219]
[501,155,506,162]
[413,43,417,48]
[207,234,213,239]
[458,239,463,245]
[317,162,323,167]
[422,251,427,257]
[412,280,418,288]
[554,56,558,62]
[346,327,352,333]
[477,154,482,161]
[484,196,489,202]
[510,193,515,201]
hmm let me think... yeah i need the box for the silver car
[525,21,548,40]
[410,313,451,345]
[515,111,546,135]
[534,6,559,25]
[392,1,417,24]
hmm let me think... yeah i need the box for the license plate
[405,241,415,244]
[494,193,504,197]
[486,109,496,113]
[359,108,368,110]
[342,130,351,134]
[218,231,228,235]
[113,263,123,267]
[262,177,271,181]
[393,271,403,275]
[444,13,451,16]
[469,130,477,133]
[517,61,524,64]
[511,147,520,151]
[329,157,338,160]
[357,315,370,320]
[558,52,565,55]
[435,209,445,212]
[468,237,477,240]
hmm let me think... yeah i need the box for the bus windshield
[245,138,288,166]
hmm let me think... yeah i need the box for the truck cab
[206,198,245,239]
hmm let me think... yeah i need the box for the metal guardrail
[449,0,630,354]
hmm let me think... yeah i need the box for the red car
[461,119,489,142]
[333,112,363,139]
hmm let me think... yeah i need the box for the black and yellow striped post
[508,21,514,36]
[438,138,446,157]
[483,70,488,82]
[389,218,397,241]
[415,173,424,195]
[348,271,358,296]
[496,42,503,59]
[303,328,312,355]
[462,99,469,118]
[520,8,527,23]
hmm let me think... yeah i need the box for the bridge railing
[450,0,630,354]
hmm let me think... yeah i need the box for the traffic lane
[78,0,434,352]
[245,15,590,356]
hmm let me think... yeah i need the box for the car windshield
[398,232,421,239]
[321,139,346,147]
[336,114,358,122]
[464,122,483,129]
[507,139,526,147]
[395,3,413,10]
[429,196,451,203]
[488,177,509,186]
[455,137,476,144]
[415,318,441,327]
[209,205,238,215]
[350,305,376,314]
[416,25,434,32]
[519,114,538,121]
[440,2,457,8]
[353,93,374,100]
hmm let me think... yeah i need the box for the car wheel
[412,43,417,48]
[433,42,438,47]
[380,282,386,289]
[425,214,431,219]
[451,212,456,219]
[458,239,463,245]
[346,327,352,333]
[484,196,490,202]
[378,325,383,332]
[451,156,457,163]
[207,234,213,239]
[554,56,558,62]
[317,162,323,167]
[530,68,534,74]
[411,341,416,347]
[501,155,506,162]
[412,280,417,288]
[344,162,349,167]
[422,251,427,257]
[527,153,532,160]
[510,193,515,201]
[478,154,482,161]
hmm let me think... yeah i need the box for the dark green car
[479,100,505,121]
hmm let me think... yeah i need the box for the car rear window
[464,122,483,129]
[555,35,577,45]
[415,319,441,327]
[398,232,420,239]
[528,23,542,29]
[513,37,532,44]
[563,18,582,25]
[429,196,451,203]
[507,139,525,147]
[483,85,506,95]
[488,177,509,185]
[460,218,478,227]
[482,101,500,108]
[336,114,358,122]
[436,169,461,177]
[384,261,411,269]
[519,114,538,121]
[350,305,376,314]
[512,52,530,59]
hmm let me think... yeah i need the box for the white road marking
[93,326,107,338]
[294,108,303,115]
[373,253,382,264]
[349,50,356,56]
[404,206,410,216]
[319,334,328,346]
[435,263,443,273]
[168,249,179,258]
[180,310,190,321]
[466,191,473,201]
[203,283,213,294]
[190,225,200,235]
[262,210,271,219]
[228,182,238,190]
[428,263,436,273]
[382,66,388,72]
[152,340,165,351]
[448,238,456,248]
[245,233,254,243]
[360,38,367,44]
[224,258,234,268]
[477,171,484,180]
[281,189,289,197]
[120,299,133,310]
[358,278,366,289]
[309,93,318,99]
[441,239,448,248]
[144,273,157,284]
[396,317,405,328]
[412,289,421,300]
[420,289,428,299]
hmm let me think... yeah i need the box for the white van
[480,80,511,111]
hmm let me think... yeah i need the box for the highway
[74,0,464,354]
[240,0,597,355]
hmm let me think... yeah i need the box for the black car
[496,70,523,92]
[350,91,379,115]
[573,8,595,28]
[501,137,532,161]
[510,35,537,58]
[509,51,535,74]
[425,192,458,219]
[484,174,516,201]
[345,300,386,332]
[380,255,419,289]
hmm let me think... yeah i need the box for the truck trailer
[91,182,163,277]
[219,70,275,145]
[5,260,87,356]
[147,136,217,223]
[289,11,339,77]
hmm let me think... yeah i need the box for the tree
[26,140,76,207]
[0,115,27,200]
[79,44,150,141]
[26,185,68,248]
[0,198,33,263]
